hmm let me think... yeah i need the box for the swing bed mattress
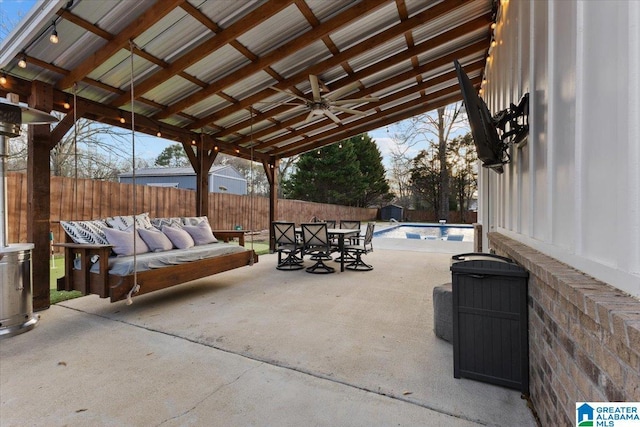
[88,243,248,276]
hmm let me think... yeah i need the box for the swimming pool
[373,223,474,241]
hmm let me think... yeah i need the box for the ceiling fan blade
[270,86,309,103]
[324,110,342,124]
[325,81,360,101]
[305,110,316,122]
[309,75,322,102]
[332,97,380,105]
[331,106,367,116]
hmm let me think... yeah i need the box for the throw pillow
[138,227,173,252]
[162,225,195,249]
[103,227,150,256]
[60,220,110,245]
[105,212,153,230]
[150,217,183,229]
[181,216,209,226]
[182,220,218,245]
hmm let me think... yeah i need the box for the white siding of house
[480,0,640,297]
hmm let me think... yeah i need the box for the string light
[18,54,27,68]
[0,74,7,85]
[63,96,70,109]
[491,23,497,30]
[491,40,497,48]
[49,22,59,44]
[156,128,162,137]
[119,113,126,124]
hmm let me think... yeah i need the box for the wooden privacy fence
[5,173,377,247]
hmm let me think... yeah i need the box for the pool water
[374,223,474,241]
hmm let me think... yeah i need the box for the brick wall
[488,232,640,427]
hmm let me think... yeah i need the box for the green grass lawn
[49,256,82,304]
[49,242,270,305]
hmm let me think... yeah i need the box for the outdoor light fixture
[191,139,196,145]
[17,55,27,69]
[63,96,70,110]
[49,23,59,44]
[156,128,162,137]
[0,74,6,85]
[119,114,125,124]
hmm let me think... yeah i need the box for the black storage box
[450,253,529,393]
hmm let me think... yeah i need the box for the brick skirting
[488,232,640,427]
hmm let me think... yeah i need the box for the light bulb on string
[18,54,27,68]
[49,23,59,44]
[0,74,7,85]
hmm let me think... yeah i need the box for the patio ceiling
[0,0,496,163]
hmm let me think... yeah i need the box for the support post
[264,157,278,252]
[28,81,54,311]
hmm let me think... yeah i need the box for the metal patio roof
[0,0,496,163]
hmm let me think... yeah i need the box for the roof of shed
[0,0,496,163]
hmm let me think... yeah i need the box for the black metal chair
[301,222,335,274]
[334,220,361,261]
[272,221,304,270]
[344,223,375,271]
[324,219,336,229]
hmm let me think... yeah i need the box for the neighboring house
[119,165,247,195]
[480,1,639,424]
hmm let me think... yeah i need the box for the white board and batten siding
[480,0,640,297]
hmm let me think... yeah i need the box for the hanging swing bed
[54,42,258,304]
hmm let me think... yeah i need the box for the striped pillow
[104,212,153,230]
[60,220,110,245]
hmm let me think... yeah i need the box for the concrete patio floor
[1,238,537,426]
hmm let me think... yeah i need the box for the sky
[0,0,441,168]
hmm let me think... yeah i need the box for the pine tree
[282,134,391,207]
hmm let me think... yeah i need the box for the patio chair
[344,223,375,271]
[324,219,336,229]
[272,221,304,270]
[301,222,335,274]
[334,220,361,261]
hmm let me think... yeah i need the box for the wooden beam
[154,0,387,120]
[27,81,54,311]
[227,42,487,148]
[56,0,185,90]
[188,0,472,130]
[110,0,296,108]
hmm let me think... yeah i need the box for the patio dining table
[296,228,360,272]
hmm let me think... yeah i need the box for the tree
[448,133,478,221]
[389,103,467,219]
[351,134,392,207]
[282,134,391,207]
[409,149,440,211]
[154,144,190,167]
[7,115,143,181]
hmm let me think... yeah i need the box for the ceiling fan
[270,75,379,124]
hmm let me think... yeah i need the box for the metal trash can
[450,252,529,393]
[0,244,38,339]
